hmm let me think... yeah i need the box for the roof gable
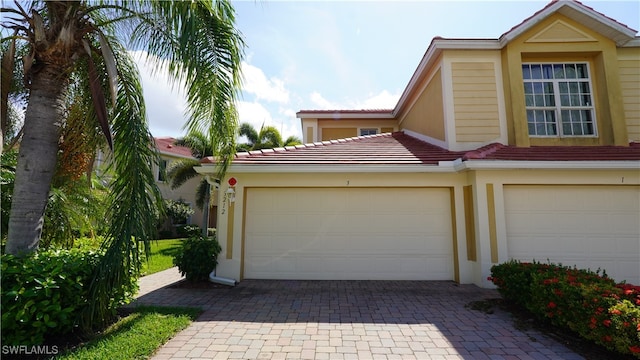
[501,0,637,47]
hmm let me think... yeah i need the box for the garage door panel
[505,185,640,284]
[244,187,453,280]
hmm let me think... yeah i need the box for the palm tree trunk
[5,65,67,255]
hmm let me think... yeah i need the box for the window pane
[576,64,587,78]
[547,123,557,135]
[523,82,533,94]
[558,82,568,94]
[534,95,544,106]
[560,95,570,106]
[544,82,554,94]
[553,64,564,79]
[572,122,583,135]
[579,82,590,94]
[542,64,553,79]
[531,65,542,79]
[581,94,592,106]
[522,65,531,79]
[545,95,555,106]
[533,82,543,94]
[525,94,534,106]
[565,64,577,79]
[569,82,579,94]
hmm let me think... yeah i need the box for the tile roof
[464,142,640,161]
[209,132,464,166]
[201,133,640,167]
[154,137,195,158]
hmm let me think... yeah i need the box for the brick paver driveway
[136,269,583,360]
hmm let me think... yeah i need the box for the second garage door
[244,187,454,280]
[504,185,640,284]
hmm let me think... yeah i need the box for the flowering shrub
[490,260,640,358]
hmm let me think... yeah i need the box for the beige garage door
[244,187,454,280]
[505,185,640,284]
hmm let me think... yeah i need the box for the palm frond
[129,0,244,177]
[195,178,209,210]
[83,42,163,330]
[166,158,200,189]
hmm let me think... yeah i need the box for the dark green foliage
[173,235,222,281]
[175,224,201,238]
[490,261,640,357]
[1,248,138,346]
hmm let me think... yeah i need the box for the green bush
[490,261,640,357]
[175,224,201,238]
[173,235,221,281]
[1,248,138,346]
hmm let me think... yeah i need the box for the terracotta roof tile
[469,142,640,161]
[154,137,194,158]
[227,132,464,166]
[201,135,640,167]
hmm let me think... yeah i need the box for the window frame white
[522,62,597,138]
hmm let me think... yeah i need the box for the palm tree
[237,122,302,151]
[1,0,243,327]
[1,0,242,252]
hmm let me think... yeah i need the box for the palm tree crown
[237,122,302,152]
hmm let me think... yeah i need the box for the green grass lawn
[56,306,201,360]
[140,239,184,276]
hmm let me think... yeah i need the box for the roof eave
[197,163,459,174]
[462,159,640,170]
[296,111,394,119]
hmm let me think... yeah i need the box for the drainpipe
[209,269,237,286]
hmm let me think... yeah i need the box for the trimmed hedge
[490,260,640,357]
[1,248,138,346]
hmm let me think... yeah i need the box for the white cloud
[242,62,289,103]
[130,51,188,137]
[309,91,337,109]
[309,90,400,111]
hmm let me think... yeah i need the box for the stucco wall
[618,47,640,142]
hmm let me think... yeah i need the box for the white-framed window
[522,63,596,137]
[157,160,167,182]
[359,128,378,136]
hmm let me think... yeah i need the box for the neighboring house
[154,137,217,230]
[198,0,640,287]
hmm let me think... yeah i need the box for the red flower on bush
[630,345,640,354]
[602,335,612,343]
[609,309,622,315]
[547,301,557,309]
[602,319,612,327]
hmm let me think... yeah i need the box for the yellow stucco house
[198,0,640,287]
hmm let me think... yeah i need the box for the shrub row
[490,260,640,358]
[1,248,138,346]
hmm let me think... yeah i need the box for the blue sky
[143,0,640,140]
